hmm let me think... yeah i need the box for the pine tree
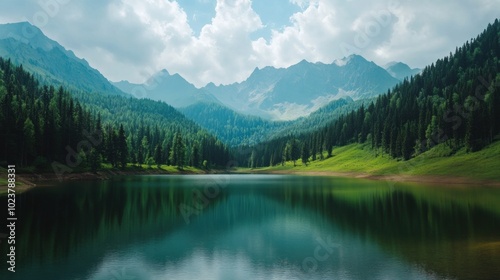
[154,144,163,168]
[117,124,128,169]
[301,143,310,166]
[105,125,117,167]
[140,136,149,161]
[191,141,201,167]
[22,117,35,166]
[311,134,317,161]
[170,132,186,168]
[250,150,257,169]
[285,139,301,167]
[88,147,102,172]
[425,115,438,150]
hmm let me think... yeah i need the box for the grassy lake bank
[3,140,499,194]
[240,141,500,186]
[0,164,209,194]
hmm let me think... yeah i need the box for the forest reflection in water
[1,174,499,280]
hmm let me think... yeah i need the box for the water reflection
[1,175,499,279]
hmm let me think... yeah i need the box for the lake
[1,174,500,280]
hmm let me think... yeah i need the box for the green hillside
[0,57,231,173]
[240,19,500,173]
[252,140,500,182]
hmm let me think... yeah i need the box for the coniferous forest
[239,19,500,167]
[1,3,500,279]
[0,58,231,172]
[1,19,499,174]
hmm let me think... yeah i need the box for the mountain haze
[241,19,500,167]
[113,69,219,108]
[203,55,400,120]
[384,62,421,80]
[180,102,290,146]
[0,22,126,96]
[0,21,422,149]
[114,54,405,122]
[180,97,367,147]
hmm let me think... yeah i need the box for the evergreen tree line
[180,102,291,146]
[239,19,500,167]
[0,57,231,170]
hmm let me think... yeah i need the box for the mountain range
[0,21,421,146]
[203,55,405,120]
[116,55,418,121]
[113,69,219,108]
[2,18,497,177]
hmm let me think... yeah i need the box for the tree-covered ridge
[180,102,291,146]
[271,97,368,139]
[180,98,369,147]
[0,57,231,171]
[241,19,500,167]
[75,93,231,168]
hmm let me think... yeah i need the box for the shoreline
[0,167,216,194]
[3,167,499,194]
[239,169,500,187]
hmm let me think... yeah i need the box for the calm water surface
[1,174,500,280]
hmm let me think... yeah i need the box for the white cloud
[160,0,263,86]
[253,1,343,67]
[289,0,313,9]
[0,0,499,87]
[252,0,499,76]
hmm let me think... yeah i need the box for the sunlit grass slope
[253,141,500,181]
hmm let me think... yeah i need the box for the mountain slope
[0,56,231,169]
[274,97,360,136]
[0,23,233,168]
[0,22,125,96]
[180,102,290,146]
[203,55,400,120]
[240,19,500,168]
[114,69,219,108]
[384,62,421,80]
[180,98,366,147]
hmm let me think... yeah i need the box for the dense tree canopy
[2,19,499,172]
[239,19,500,167]
[0,58,232,171]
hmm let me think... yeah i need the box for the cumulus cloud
[253,1,340,67]
[0,0,498,87]
[255,0,499,79]
[161,0,263,86]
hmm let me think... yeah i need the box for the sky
[0,0,498,87]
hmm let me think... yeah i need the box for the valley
[0,3,499,280]
[0,19,499,184]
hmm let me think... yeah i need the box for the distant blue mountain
[384,61,421,81]
[115,54,399,121]
[0,21,418,146]
[113,69,219,108]
[203,55,400,120]
[0,22,126,96]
